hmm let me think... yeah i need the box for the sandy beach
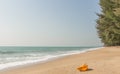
[0,47,120,74]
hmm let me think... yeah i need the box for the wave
[0,47,103,70]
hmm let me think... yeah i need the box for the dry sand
[0,47,120,74]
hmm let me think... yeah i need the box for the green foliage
[97,0,120,46]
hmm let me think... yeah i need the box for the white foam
[0,55,56,70]
[0,47,103,70]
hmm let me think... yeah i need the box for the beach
[0,47,120,74]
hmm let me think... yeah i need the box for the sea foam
[0,47,103,70]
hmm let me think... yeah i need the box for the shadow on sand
[87,68,93,71]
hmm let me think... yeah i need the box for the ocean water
[0,46,100,70]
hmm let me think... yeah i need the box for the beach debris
[77,64,88,71]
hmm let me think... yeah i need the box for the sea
[0,46,101,70]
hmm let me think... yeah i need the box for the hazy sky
[0,0,102,46]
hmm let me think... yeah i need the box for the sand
[0,47,120,74]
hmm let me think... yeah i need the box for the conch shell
[77,64,88,71]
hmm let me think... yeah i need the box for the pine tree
[97,0,120,46]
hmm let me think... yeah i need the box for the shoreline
[0,47,102,71]
[0,46,120,74]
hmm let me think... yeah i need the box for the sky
[0,0,102,46]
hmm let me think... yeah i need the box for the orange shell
[77,64,88,71]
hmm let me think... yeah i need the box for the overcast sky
[0,0,102,46]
